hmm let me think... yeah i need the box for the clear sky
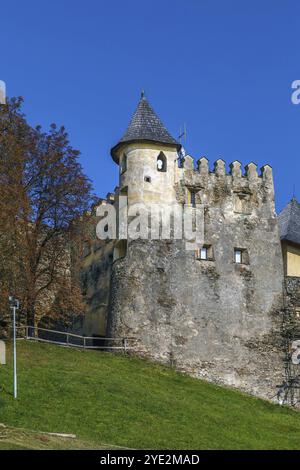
[1,0,299,211]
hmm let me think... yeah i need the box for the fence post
[25,326,28,339]
[123,338,128,354]
[66,333,69,346]
[83,337,86,349]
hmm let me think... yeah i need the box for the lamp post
[8,296,19,399]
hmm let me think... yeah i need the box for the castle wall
[80,239,114,337]
[282,276,300,405]
[108,159,286,401]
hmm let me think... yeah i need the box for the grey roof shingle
[278,198,300,245]
[111,93,181,161]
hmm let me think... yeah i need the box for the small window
[120,154,127,174]
[200,247,207,260]
[191,191,196,207]
[195,245,213,261]
[234,248,250,264]
[188,189,197,208]
[144,176,151,183]
[234,249,242,264]
[157,152,167,172]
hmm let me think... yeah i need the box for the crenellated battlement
[175,156,275,212]
[182,155,273,182]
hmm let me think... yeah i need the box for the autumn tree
[0,97,95,332]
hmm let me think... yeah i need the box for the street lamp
[8,296,19,399]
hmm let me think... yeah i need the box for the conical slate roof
[111,93,181,161]
[278,198,300,245]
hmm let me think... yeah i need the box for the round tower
[110,92,181,208]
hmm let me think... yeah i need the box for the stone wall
[80,238,114,337]
[286,277,300,311]
[108,158,286,402]
[281,276,300,405]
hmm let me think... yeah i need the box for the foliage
[0,98,95,330]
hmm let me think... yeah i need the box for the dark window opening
[190,191,196,207]
[195,245,213,261]
[157,152,167,172]
[188,189,198,208]
[144,176,151,183]
[234,249,242,264]
[234,248,249,264]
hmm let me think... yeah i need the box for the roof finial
[141,89,145,99]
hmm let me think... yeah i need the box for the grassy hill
[0,340,300,450]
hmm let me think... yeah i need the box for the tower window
[188,189,197,207]
[120,154,127,174]
[191,191,196,207]
[234,249,242,264]
[234,248,249,264]
[157,152,167,172]
[195,245,213,261]
[144,176,151,183]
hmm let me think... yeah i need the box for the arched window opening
[157,152,167,172]
[120,154,127,174]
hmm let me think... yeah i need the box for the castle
[80,93,300,405]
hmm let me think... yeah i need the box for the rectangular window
[190,191,196,207]
[187,188,199,207]
[195,245,213,261]
[234,249,242,264]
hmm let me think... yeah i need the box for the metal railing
[15,325,136,353]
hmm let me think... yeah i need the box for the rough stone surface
[85,96,300,405]
[80,238,114,337]
[107,156,286,402]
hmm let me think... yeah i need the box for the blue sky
[1,0,299,211]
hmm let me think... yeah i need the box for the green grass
[0,340,300,449]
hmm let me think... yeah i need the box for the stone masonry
[82,93,300,405]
